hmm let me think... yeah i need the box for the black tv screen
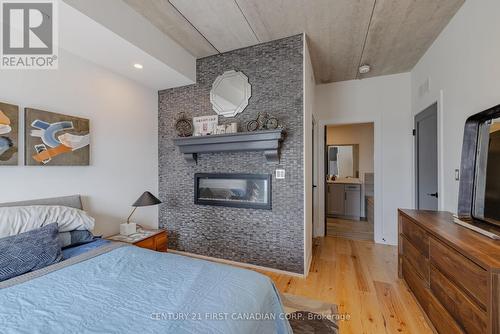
[474,120,500,226]
[484,129,500,222]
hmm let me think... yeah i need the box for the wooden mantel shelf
[173,129,285,164]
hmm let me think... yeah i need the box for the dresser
[398,210,500,334]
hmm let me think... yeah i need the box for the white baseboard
[168,249,305,278]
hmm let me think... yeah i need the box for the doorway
[415,103,438,210]
[324,123,375,241]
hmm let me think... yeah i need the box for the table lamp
[120,191,162,235]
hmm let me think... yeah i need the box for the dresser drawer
[402,257,427,308]
[401,216,429,257]
[402,257,463,334]
[430,238,488,309]
[430,266,487,334]
[402,235,429,284]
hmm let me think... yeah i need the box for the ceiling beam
[60,0,195,89]
[64,0,197,83]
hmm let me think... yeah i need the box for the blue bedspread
[0,246,292,334]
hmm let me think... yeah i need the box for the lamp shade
[132,191,162,207]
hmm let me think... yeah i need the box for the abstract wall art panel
[0,102,19,166]
[25,108,90,166]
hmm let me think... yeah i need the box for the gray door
[415,103,438,210]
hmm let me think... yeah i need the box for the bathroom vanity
[327,179,362,220]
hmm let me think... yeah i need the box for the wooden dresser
[398,209,500,334]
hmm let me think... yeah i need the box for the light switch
[276,169,285,179]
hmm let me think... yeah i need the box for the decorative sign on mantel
[193,115,218,136]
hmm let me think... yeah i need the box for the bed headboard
[0,195,83,210]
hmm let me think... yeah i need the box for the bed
[0,195,292,334]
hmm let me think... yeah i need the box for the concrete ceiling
[124,0,464,83]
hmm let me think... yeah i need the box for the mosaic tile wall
[158,35,304,273]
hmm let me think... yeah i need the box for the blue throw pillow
[59,230,95,249]
[0,223,63,282]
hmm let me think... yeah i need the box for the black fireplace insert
[194,173,272,210]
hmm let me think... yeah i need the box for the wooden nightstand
[107,228,168,252]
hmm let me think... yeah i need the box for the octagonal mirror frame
[210,70,251,118]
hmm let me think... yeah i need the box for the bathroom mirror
[328,145,359,178]
[210,70,251,118]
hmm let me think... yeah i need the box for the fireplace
[194,173,272,210]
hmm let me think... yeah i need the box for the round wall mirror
[210,70,251,118]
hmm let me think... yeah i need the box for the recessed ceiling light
[133,63,143,69]
[359,64,371,74]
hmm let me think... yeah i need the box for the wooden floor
[257,237,434,334]
[327,217,374,241]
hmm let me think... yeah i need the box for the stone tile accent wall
[158,35,304,273]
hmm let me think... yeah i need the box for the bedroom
[1,0,500,333]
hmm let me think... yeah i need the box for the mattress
[0,244,292,334]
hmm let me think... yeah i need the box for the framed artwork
[0,102,19,165]
[25,108,90,166]
[193,115,218,136]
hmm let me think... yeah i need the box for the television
[457,104,500,238]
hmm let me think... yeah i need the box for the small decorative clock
[175,113,193,137]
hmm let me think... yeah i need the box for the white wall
[0,50,158,237]
[327,123,374,177]
[315,73,412,245]
[303,35,317,275]
[411,0,500,214]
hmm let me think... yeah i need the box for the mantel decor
[173,129,285,165]
[174,113,193,137]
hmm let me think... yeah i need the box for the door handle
[427,192,438,198]
[312,185,317,188]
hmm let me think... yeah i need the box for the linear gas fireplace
[194,173,272,210]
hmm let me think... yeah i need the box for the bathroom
[325,123,374,240]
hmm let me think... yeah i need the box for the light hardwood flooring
[327,217,374,241]
[256,237,434,334]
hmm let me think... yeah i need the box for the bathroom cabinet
[327,183,361,220]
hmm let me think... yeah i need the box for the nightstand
[107,228,168,252]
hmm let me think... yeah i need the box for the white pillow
[0,205,95,239]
